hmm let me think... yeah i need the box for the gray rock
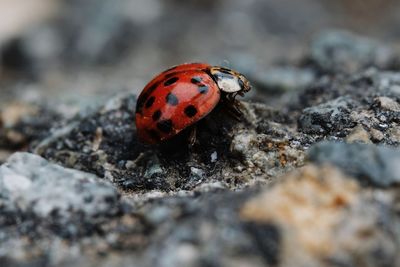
[4,1,400,266]
[0,152,120,219]
[308,142,400,187]
[33,93,305,192]
[0,102,62,150]
[252,67,316,92]
[374,96,400,112]
[58,0,142,64]
[311,30,393,73]
[6,0,144,67]
[370,70,400,96]
[240,165,400,267]
[299,96,356,135]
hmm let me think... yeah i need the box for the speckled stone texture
[1,5,400,266]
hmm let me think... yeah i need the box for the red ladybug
[135,63,251,144]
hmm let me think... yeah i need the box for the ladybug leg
[188,126,197,147]
[225,92,235,102]
[226,102,243,121]
[221,93,244,121]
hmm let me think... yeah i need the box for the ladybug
[135,63,251,144]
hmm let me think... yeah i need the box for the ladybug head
[210,66,251,96]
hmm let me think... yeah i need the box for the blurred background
[0,0,400,110]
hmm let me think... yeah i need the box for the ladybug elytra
[135,63,251,144]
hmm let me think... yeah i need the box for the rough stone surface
[310,30,394,73]
[289,68,400,145]
[2,28,398,266]
[251,67,316,93]
[299,96,357,135]
[3,154,398,267]
[308,142,400,187]
[345,124,372,143]
[0,152,120,223]
[33,97,305,192]
[2,4,400,265]
[0,102,62,150]
[241,165,399,267]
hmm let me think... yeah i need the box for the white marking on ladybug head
[217,76,242,93]
[210,67,251,95]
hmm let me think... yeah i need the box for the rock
[374,96,400,112]
[0,102,39,128]
[33,93,149,188]
[252,67,316,93]
[4,16,400,267]
[388,125,400,142]
[370,70,400,95]
[2,0,145,68]
[33,93,305,192]
[288,68,400,145]
[0,102,62,150]
[370,128,385,142]
[0,149,11,163]
[210,151,218,163]
[308,141,400,187]
[310,30,393,73]
[299,96,356,135]
[56,0,141,64]
[0,152,120,222]
[241,165,399,267]
[230,123,305,178]
[345,124,371,143]
[136,190,271,267]
[1,161,398,267]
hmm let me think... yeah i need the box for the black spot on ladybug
[184,105,197,117]
[198,85,209,94]
[164,72,178,79]
[148,82,159,92]
[166,92,179,105]
[136,82,159,113]
[191,77,202,84]
[135,104,143,114]
[145,96,155,108]
[157,119,173,133]
[164,77,179,86]
[147,129,160,141]
[152,109,162,121]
